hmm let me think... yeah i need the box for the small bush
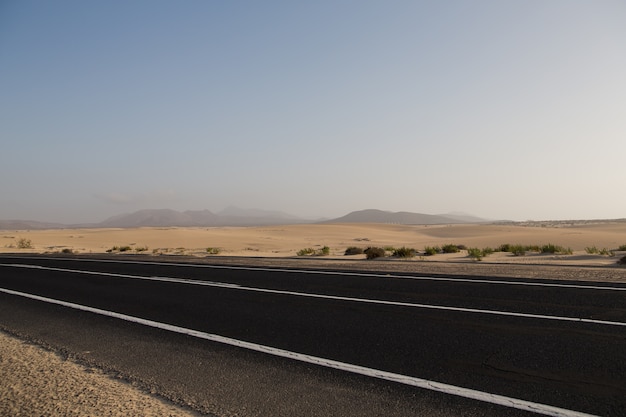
[393,247,416,258]
[364,247,386,259]
[423,246,440,256]
[482,247,495,256]
[297,248,316,256]
[441,244,460,253]
[618,244,626,251]
[618,255,626,265]
[320,246,330,255]
[509,244,526,256]
[61,248,73,254]
[541,243,560,254]
[344,247,364,255]
[467,248,484,261]
[16,238,33,249]
[498,243,512,252]
[585,246,599,254]
[206,247,221,255]
[383,246,397,252]
[599,248,614,256]
[119,246,132,252]
[135,246,149,252]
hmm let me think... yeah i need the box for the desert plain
[2,221,626,267]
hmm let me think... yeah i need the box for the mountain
[322,209,483,225]
[96,208,308,228]
[98,209,219,228]
[0,220,68,230]
[218,206,301,220]
[1,208,487,230]
[439,212,489,223]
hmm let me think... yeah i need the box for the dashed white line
[3,263,626,327]
[0,286,599,417]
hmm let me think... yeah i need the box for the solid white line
[4,255,626,292]
[0,286,599,417]
[4,263,626,327]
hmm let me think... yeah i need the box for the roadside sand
[0,330,198,417]
[2,222,625,266]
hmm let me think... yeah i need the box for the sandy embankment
[2,222,626,266]
[0,330,197,417]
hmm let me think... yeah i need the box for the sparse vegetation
[206,247,221,255]
[106,245,133,253]
[423,246,440,256]
[392,247,416,258]
[16,238,33,249]
[441,244,461,253]
[541,243,572,255]
[466,247,484,261]
[618,244,626,251]
[466,247,494,261]
[135,246,149,252]
[344,246,364,255]
[618,255,626,265]
[364,247,386,259]
[297,246,329,256]
[585,246,599,254]
[61,248,73,254]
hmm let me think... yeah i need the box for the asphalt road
[1,255,625,416]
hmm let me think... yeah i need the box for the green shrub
[498,243,512,252]
[61,248,73,254]
[383,246,397,252]
[320,246,330,255]
[364,247,386,259]
[297,248,315,256]
[599,248,614,256]
[119,246,132,252]
[585,246,599,254]
[16,238,32,249]
[135,246,149,252]
[467,248,484,261]
[618,244,626,251]
[540,244,571,254]
[441,244,460,253]
[393,247,416,258]
[482,247,495,256]
[509,244,526,256]
[423,246,440,256]
[206,247,221,254]
[344,247,364,255]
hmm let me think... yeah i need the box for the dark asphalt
[1,255,625,416]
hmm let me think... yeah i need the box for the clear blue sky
[1,1,625,223]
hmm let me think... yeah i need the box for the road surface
[1,255,625,416]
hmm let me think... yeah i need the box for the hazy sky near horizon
[1,1,625,223]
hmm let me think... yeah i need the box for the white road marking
[3,263,626,327]
[0,286,600,417]
[4,255,626,292]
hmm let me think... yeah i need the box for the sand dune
[2,222,625,266]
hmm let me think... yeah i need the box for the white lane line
[4,263,626,327]
[0,286,599,417]
[4,256,626,292]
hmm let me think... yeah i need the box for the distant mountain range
[322,209,485,225]
[0,208,488,230]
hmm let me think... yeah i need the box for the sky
[1,1,625,224]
